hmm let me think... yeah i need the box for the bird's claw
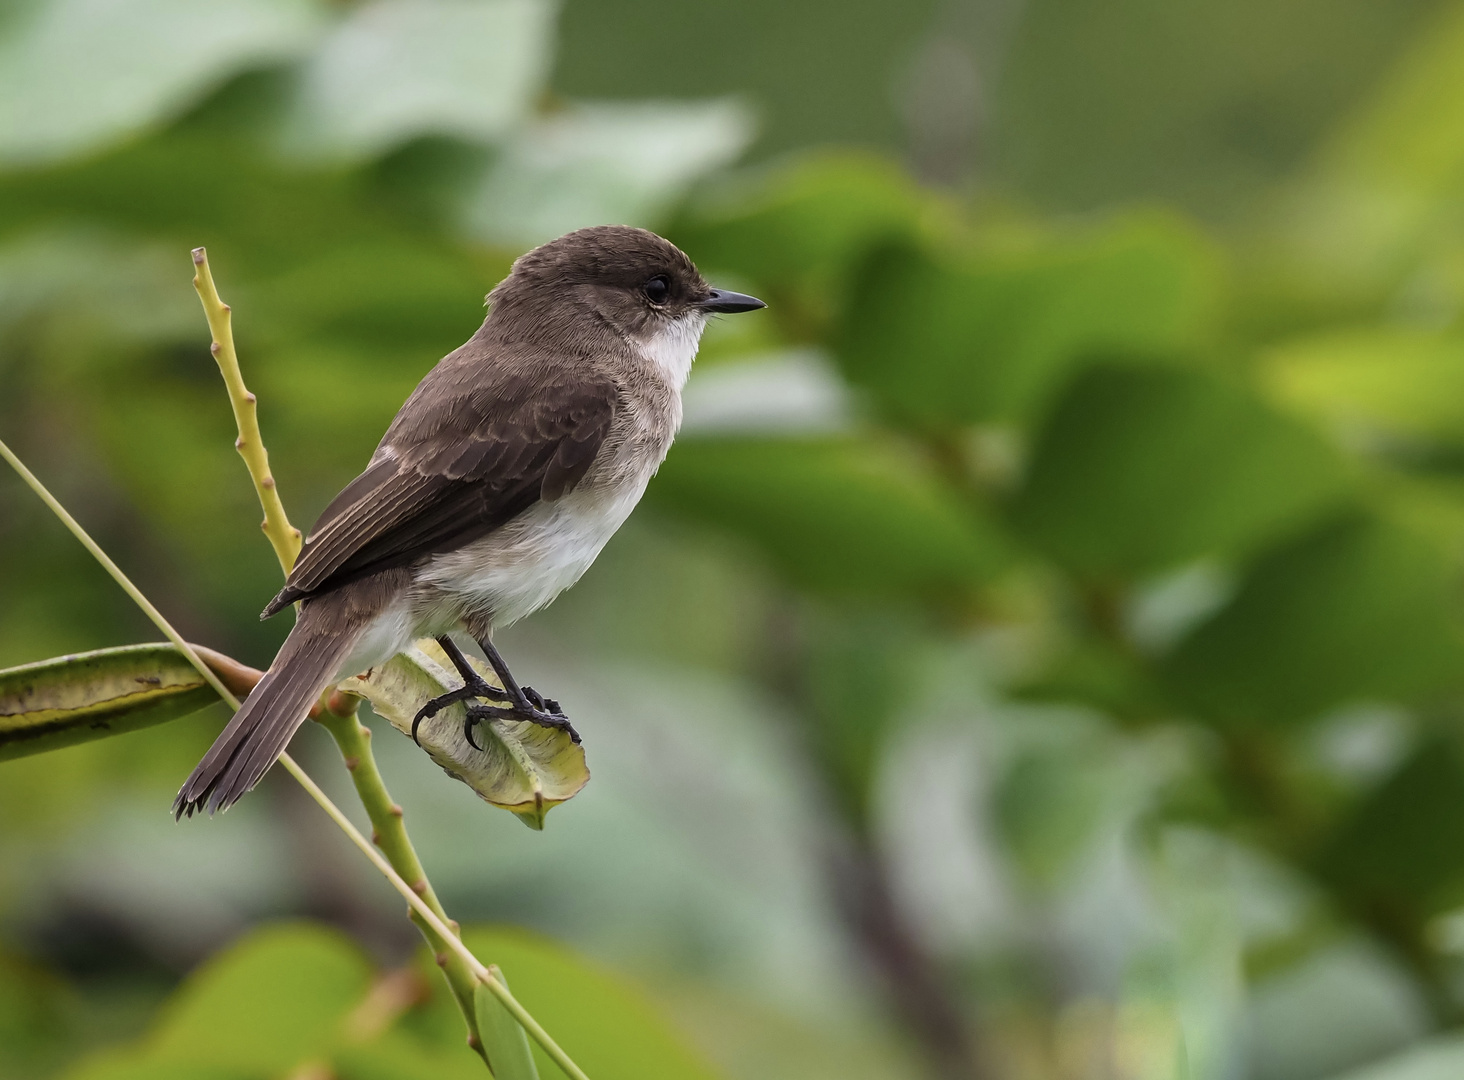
[463,701,581,745]
[410,675,510,746]
[522,685,565,716]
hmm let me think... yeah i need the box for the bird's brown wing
[262,370,617,616]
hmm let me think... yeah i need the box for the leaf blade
[475,969,541,1080]
[340,639,589,828]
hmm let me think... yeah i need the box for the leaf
[993,735,1122,894]
[836,215,1220,428]
[0,643,232,761]
[1320,1034,1464,1080]
[474,968,540,1080]
[671,151,928,321]
[147,922,371,1070]
[1263,328,1464,449]
[62,1057,247,1080]
[278,0,556,162]
[0,0,320,167]
[1314,737,1464,922]
[1282,2,1464,288]
[462,927,722,1080]
[462,100,754,248]
[648,435,1009,597]
[340,639,589,830]
[332,1030,484,1080]
[1161,513,1464,727]
[1010,364,1350,576]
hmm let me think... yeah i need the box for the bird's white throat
[640,312,707,390]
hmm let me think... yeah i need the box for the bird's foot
[462,697,580,749]
[522,685,562,715]
[411,672,510,745]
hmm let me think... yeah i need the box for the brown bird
[175,225,764,817]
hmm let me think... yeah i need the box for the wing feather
[262,367,617,617]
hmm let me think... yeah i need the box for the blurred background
[6,1,1464,1078]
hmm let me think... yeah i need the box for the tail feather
[174,617,358,818]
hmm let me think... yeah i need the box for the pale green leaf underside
[341,639,589,829]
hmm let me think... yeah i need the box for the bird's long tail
[173,598,363,818]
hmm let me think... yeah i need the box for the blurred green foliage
[11,1,1464,1080]
[53,922,714,1080]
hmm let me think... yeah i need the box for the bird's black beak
[698,288,766,313]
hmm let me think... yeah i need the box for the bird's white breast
[404,312,707,635]
[417,465,655,630]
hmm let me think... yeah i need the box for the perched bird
[174,226,764,817]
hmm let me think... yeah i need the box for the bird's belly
[418,475,651,630]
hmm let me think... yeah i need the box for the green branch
[188,248,480,1055]
[314,703,487,1056]
[191,247,301,575]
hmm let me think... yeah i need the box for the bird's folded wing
[263,373,617,615]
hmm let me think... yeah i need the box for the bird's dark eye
[643,276,670,304]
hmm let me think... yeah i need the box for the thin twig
[192,247,301,575]
[0,438,240,709]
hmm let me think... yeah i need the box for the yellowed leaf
[341,640,588,829]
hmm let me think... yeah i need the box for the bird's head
[489,225,764,381]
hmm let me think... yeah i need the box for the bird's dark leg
[464,635,580,744]
[411,636,512,746]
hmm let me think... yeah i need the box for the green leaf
[340,639,589,829]
[332,1030,484,1080]
[147,922,372,1070]
[1263,328,1464,448]
[993,737,1114,894]
[474,969,540,1080]
[1314,737,1464,923]
[1284,3,1464,288]
[1161,514,1464,727]
[649,435,1009,597]
[279,0,555,162]
[462,100,754,248]
[671,151,929,318]
[62,1057,247,1080]
[1010,364,1349,576]
[0,643,225,761]
[836,215,1219,428]
[462,927,722,1080]
[1320,1034,1464,1080]
[0,0,320,168]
